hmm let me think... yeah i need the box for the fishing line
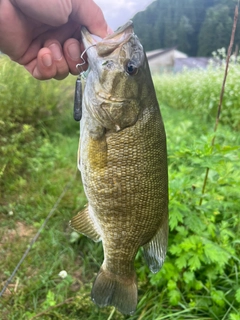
[76,44,96,72]
[0,171,77,298]
[74,44,96,122]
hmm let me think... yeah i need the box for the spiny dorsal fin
[143,217,168,273]
[69,205,101,242]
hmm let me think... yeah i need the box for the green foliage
[0,59,239,319]
[198,4,234,56]
[132,0,240,56]
[143,104,240,319]
[154,61,240,130]
[0,55,75,196]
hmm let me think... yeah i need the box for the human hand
[0,0,111,80]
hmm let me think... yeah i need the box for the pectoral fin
[143,218,168,273]
[69,205,101,242]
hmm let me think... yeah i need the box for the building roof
[146,48,188,60]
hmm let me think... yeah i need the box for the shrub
[0,56,239,319]
[154,62,240,130]
[0,56,75,195]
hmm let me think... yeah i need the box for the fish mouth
[97,92,125,103]
[81,21,134,57]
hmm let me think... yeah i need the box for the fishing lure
[73,75,82,121]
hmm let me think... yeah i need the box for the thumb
[71,0,113,38]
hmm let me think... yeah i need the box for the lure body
[73,76,82,121]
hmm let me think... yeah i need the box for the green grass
[0,57,240,319]
[154,62,240,130]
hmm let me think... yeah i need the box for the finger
[24,47,57,80]
[72,0,111,38]
[45,40,69,80]
[18,21,80,66]
[25,42,70,80]
[24,45,68,80]
[63,38,87,75]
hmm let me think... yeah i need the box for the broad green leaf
[188,255,201,271]
[176,255,188,269]
[194,280,203,290]
[235,288,240,303]
[168,289,181,306]
[167,279,177,290]
[203,241,230,267]
[210,290,225,307]
[230,313,240,320]
[169,208,183,230]
[183,271,194,284]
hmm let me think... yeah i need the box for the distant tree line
[132,0,240,56]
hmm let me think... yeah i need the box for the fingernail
[67,43,81,60]
[49,43,62,60]
[42,53,52,67]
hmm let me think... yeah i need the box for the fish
[69,21,168,315]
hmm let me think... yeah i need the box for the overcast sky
[95,0,155,31]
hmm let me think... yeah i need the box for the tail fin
[91,267,137,315]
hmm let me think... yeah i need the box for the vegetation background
[132,0,240,56]
[0,2,240,318]
[1,51,240,319]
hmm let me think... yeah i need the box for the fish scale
[70,21,168,315]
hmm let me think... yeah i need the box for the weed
[0,58,239,319]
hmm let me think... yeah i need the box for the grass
[0,57,240,319]
[154,61,240,130]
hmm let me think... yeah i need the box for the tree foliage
[132,0,240,56]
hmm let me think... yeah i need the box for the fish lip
[97,92,125,103]
[81,20,134,57]
[81,20,134,45]
[81,27,96,46]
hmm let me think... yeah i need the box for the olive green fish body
[70,21,168,315]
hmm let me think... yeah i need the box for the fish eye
[125,61,138,75]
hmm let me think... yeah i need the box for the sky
[95,0,155,31]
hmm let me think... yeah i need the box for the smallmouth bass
[70,21,168,315]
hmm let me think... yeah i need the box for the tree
[198,4,233,56]
[177,16,194,52]
[132,0,239,56]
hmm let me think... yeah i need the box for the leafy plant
[0,58,239,320]
[0,55,75,197]
[154,59,240,130]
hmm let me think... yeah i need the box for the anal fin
[143,218,168,273]
[69,205,101,242]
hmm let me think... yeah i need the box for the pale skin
[0,0,111,80]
